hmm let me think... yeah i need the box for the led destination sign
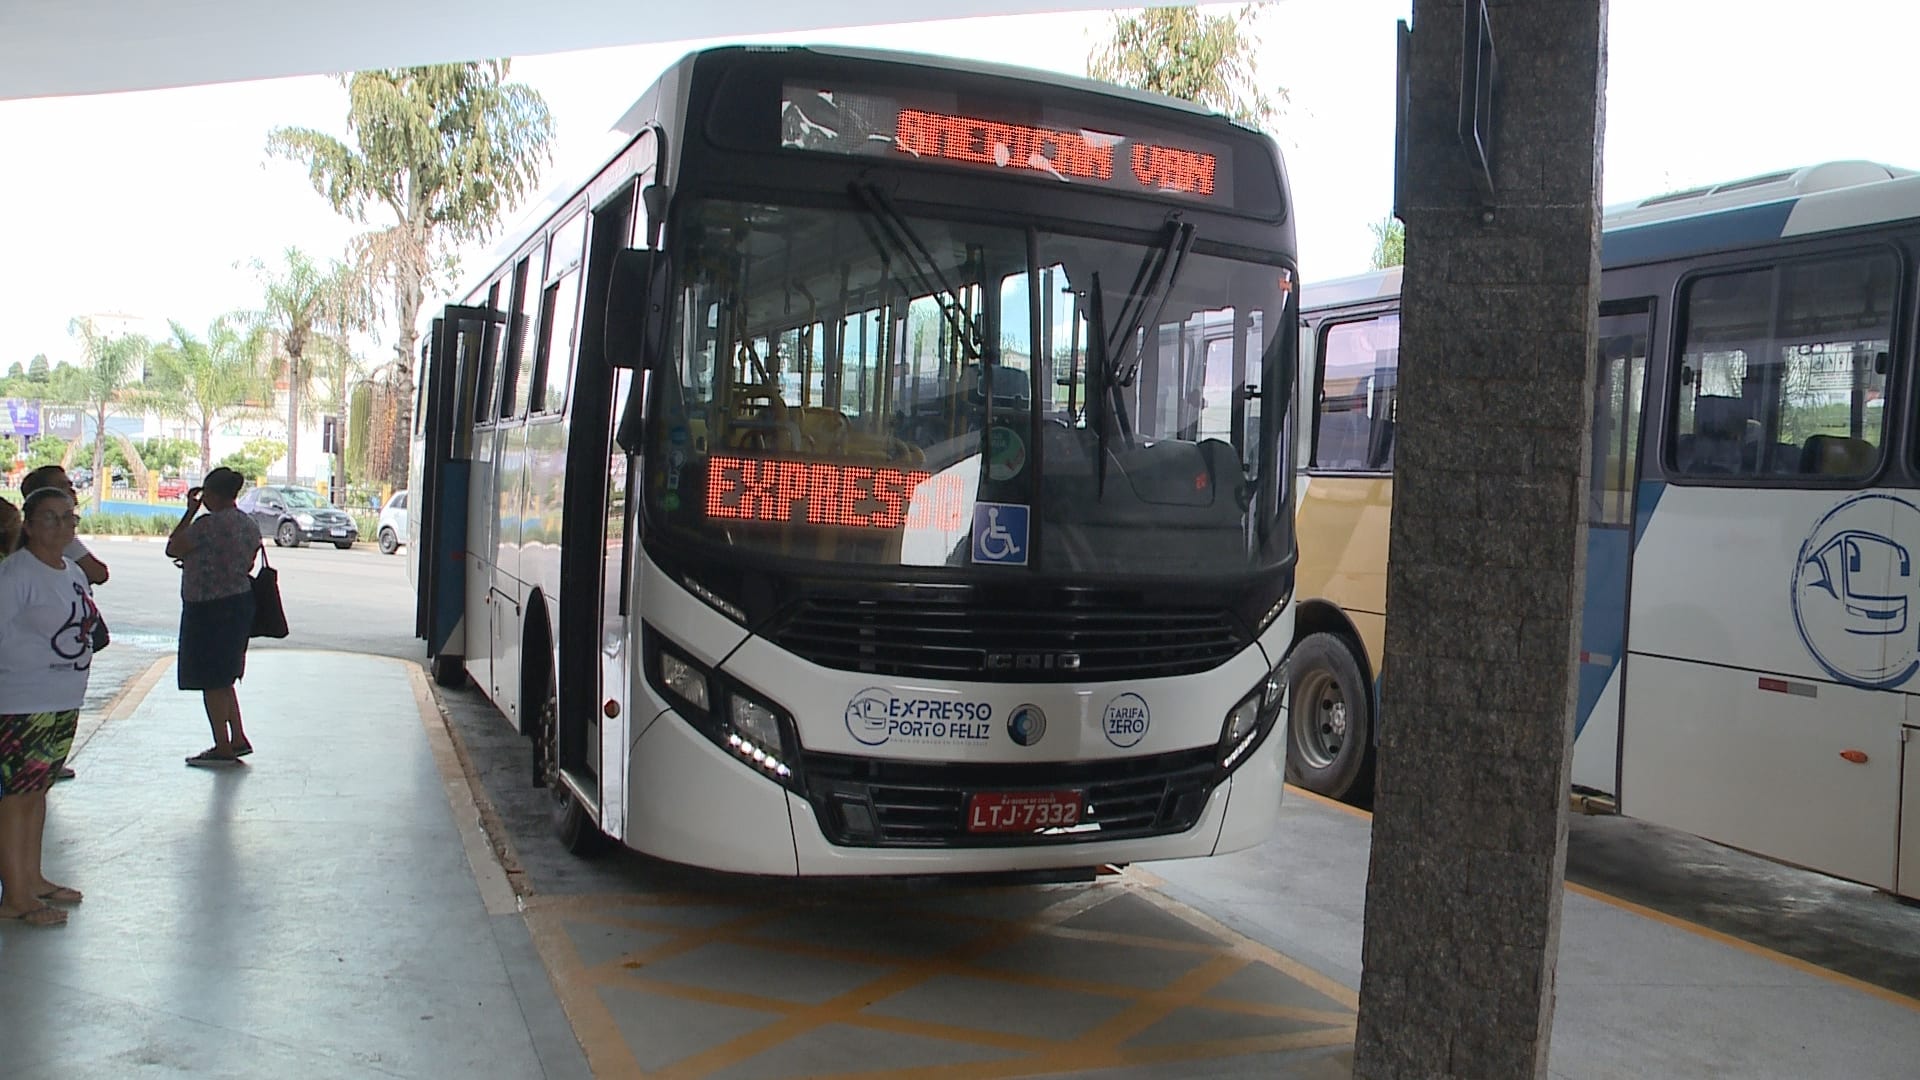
[781,84,1232,203]
[705,454,969,530]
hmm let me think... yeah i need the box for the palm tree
[148,317,274,478]
[67,317,150,511]
[250,248,356,486]
[268,62,555,486]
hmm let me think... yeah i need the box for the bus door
[1901,723,1919,898]
[418,306,499,679]
[1572,304,1651,796]
[593,369,637,837]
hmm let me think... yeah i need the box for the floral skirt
[0,709,79,797]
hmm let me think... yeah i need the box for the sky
[3,0,1918,370]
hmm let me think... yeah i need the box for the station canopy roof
[0,0,1132,101]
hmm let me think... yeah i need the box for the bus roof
[1303,159,1920,311]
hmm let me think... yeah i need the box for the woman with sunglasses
[0,488,98,927]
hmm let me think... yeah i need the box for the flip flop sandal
[0,905,68,927]
[185,748,243,768]
[38,886,83,904]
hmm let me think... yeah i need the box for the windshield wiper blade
[1088,272,1114,498]
[849,181,983,363]
[1106,219,1196,390]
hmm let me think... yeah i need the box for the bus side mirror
[605,248,663,370]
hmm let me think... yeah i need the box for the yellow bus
[1287,161,1920,901]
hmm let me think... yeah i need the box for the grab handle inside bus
[605,248,664,370]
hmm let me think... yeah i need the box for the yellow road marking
[523,877,1357,1078]
[1565,882,1920,1015]
[1283,782,1373,820]
[1279,784,1920,1013]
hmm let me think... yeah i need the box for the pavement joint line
[408,661,520,917]
[70,653,172,762]
[1278,785,1920,1013]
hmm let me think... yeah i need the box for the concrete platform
[14,648,1918,1079]
[0,651,586,1080]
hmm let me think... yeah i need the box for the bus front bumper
[623,703,1284,877]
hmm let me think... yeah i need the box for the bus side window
[1311,313,1400,472]
[472,277,507,427]
[533,210,587,415]
[501,254,539,421]
[1670,253,1894,482]
[532,270,581,415]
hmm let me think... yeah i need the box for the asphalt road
[76,532,423,683]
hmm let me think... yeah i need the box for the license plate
[966,790,1082,833]
[330,527,347,536]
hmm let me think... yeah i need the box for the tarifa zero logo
[1791,492,1920,688]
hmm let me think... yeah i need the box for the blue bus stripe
[1574,479,1667,739]
[1601,202,1797,268]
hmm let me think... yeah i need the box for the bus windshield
[646,198,1293,579]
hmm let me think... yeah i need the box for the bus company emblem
[1791,493,1920,689]
[1101,692,1151,749]
[1006,705,1047,747]
[844,688,993,747]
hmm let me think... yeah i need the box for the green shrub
[77,512,174,537]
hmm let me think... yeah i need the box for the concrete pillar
[1352,3,1607,1078]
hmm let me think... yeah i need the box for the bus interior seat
[1679,395,1747,474]
[1800,433,1876,476]
[795,406,849,454]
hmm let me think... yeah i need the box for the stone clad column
[1352,2,1607,1077]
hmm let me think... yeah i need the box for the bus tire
[1286,633,1373,801]
[551,784,608,857]
[431,653,466,688]
[538,674,608,856]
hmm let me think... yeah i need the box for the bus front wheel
[1286,633,1374,802]
[538,675,608,857]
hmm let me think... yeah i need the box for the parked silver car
[377,491,409,555]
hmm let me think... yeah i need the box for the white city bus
[1289,160,1920,899]
[410,45,1301,875]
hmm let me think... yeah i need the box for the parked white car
[378,491,409,555]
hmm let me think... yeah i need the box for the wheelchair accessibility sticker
[972,502,1029,566]
[1792,492,1920,688]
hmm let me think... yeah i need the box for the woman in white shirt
[0,488,98,927]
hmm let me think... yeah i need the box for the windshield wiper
[1087,273,1114,498]
[1106,219,1196,390]
[848,182,984,364]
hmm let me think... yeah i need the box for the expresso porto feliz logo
[1791,492,1920,689]
[845,688,993,747]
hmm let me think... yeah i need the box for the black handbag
[90,608,110,652]
[249,547,289,639]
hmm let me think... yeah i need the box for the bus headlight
[725,690,794,781]
[1220,664,1286,770]
[643,625,799,788]
[658,648,710,711]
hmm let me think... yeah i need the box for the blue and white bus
[410,45,1301,875]
[1291,160,1920,899]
